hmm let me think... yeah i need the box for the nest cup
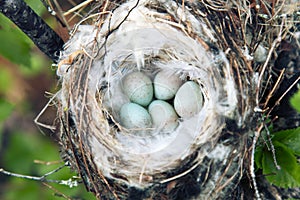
[56,1,242,199]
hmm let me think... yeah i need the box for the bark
[0,0,64,63]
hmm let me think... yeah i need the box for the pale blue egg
[122,71,153,106]
[120,102,152,129]
[154,70,183,100]
[148,100,178,132]
[174,81,203,118]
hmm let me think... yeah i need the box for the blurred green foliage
[0,15,31,66]
[0,1,95,199]
[0,67,13,94]
[291,89,300,113]
[0,99,14,121]
[1,132,95,200]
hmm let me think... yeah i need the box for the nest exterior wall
[55,1,253,199]
[49,0,300,199]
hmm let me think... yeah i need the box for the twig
[42,182,72,200]
[34,160,62,165]
[267,76,300,116]
[52,0,71,31]
[34,92,58,132]
[63,0,94,16]
[41,165,66,179]
[40,0,66,28]
[251,125,263,200]
[0,167,79,188]
[263,123,280,170]
[263,69,285,108]
[160,162,200,184]
[256,19,285,106]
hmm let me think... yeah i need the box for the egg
[122,71,153,106]
[120,103,152,130]
[154,70,183,100]
[148,100,179,133]
[174,81,203,118]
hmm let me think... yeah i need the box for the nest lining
[56,0,240,191]
[45,0,300,198]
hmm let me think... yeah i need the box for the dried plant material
[36,0,300,199]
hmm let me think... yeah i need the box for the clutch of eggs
[119,70,204,133]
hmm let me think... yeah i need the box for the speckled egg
[120,103,152,129]
[154,70,183,100]
[122,71,153,106]
[148,100,179,132]
[174,81,203,118]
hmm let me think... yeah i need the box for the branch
[0,0,64,63]
[0,167,79,188]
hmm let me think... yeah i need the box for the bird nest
[38,0,300,199]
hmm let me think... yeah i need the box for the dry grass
[36,0,300,199]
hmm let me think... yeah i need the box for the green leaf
[255,145,264,169]
[0,67,12,93]
[272,127,300,156]
[290,89,300,113]
[0,99,14,121]
[0,15,32,66]
[262,141,300,188]
[24,0,46,16]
